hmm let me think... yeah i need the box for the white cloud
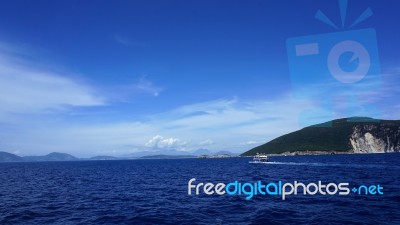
[1,95,317,157]
[0,45,105,118]
[145,135,187,149]
[157,97,313,134]
[63,96,313,155]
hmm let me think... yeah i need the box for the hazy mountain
[23,152,78,162]
[213,150,237,156]
[0,152,23,162]
[0,148,232,163]
[0,152,78,162]
[125,148,237,158]
[242,117,400,156]
[124,149,192,158]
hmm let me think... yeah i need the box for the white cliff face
[350,125,400,153]
[350,132,386,153]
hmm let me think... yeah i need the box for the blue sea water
[0,154,399,224]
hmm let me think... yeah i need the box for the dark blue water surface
[0,154,399,224]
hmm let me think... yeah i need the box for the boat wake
[250,161,399,169]
[260,161,330,166]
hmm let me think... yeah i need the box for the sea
[0,153,399,224]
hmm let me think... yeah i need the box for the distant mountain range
[0,151,24,162]
[0,152,78,162]
[123,149,237,158]
[0,149,237,163]
[23,152,78,162]
[242,117,400,156]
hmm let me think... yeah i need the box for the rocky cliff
[350,123,400,153]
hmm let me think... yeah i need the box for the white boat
[249,153,269,163]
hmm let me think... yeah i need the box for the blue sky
[0,0,399,157]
